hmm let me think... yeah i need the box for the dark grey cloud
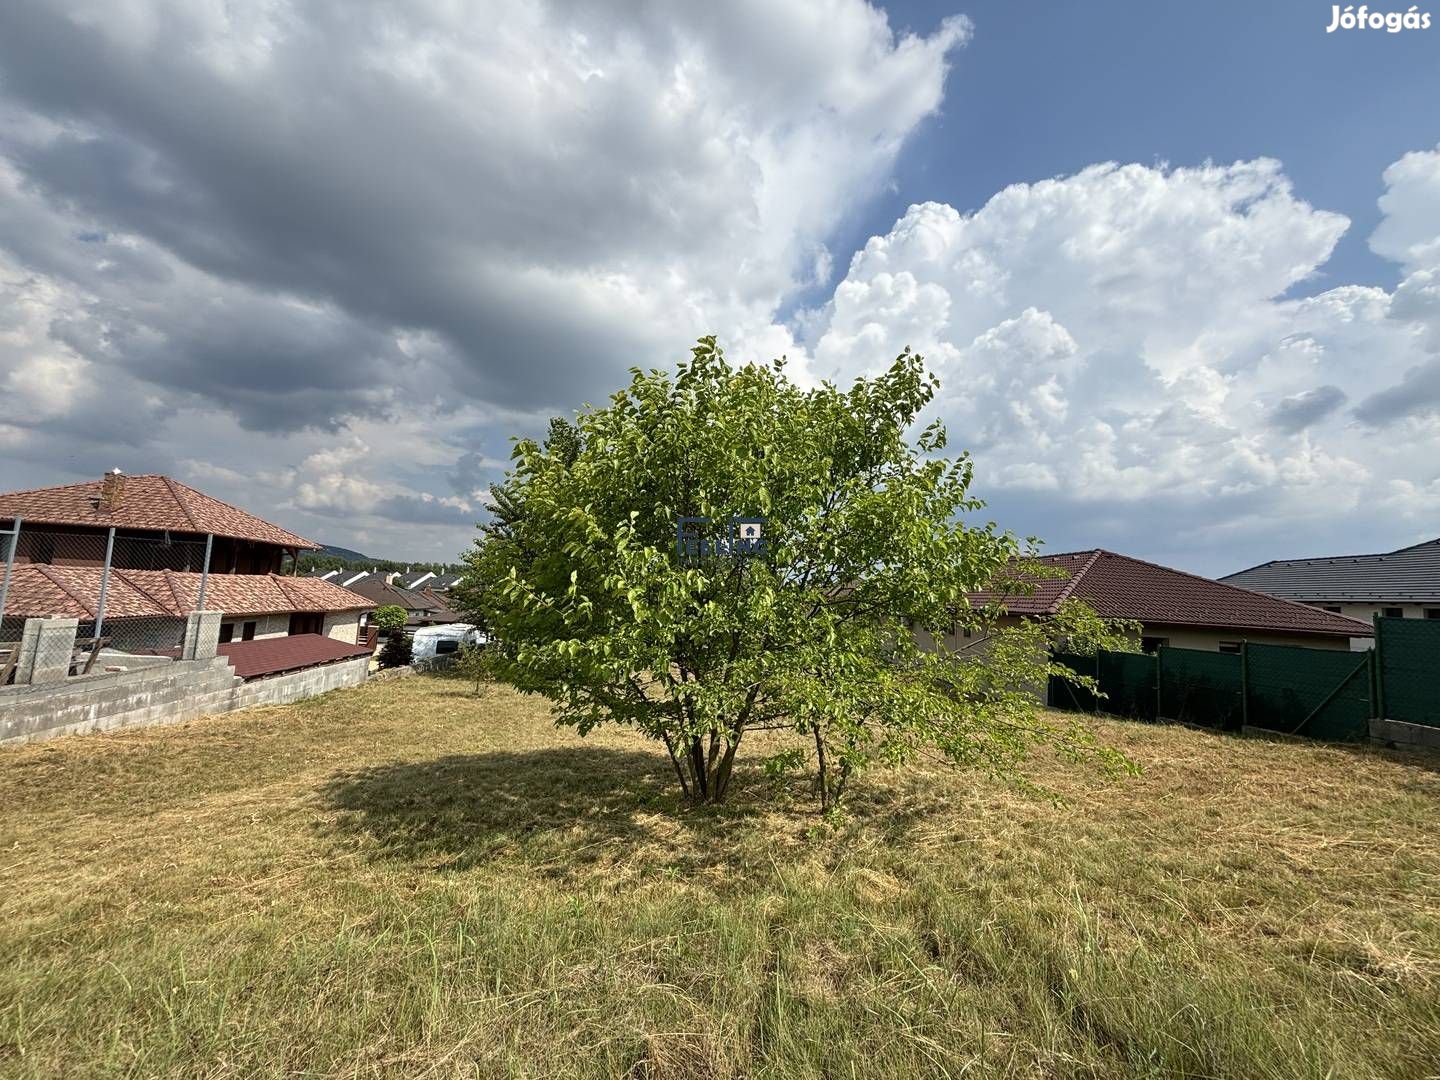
[1269,384,1347,432]
[0,0,961,421]
[375,495,478,528]
[1353,361,1440,425]
[0,0,963,557]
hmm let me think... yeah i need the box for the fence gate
[1375,616,1440,728]
[1243,643,1372,742]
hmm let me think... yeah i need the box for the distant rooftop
[1220,538,1440,603]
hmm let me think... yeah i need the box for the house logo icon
[674,515,767,561]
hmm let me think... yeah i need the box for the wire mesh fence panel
[1376,617,1440,727]
[1244,643,1371,742]
[0,526,214,667]
[1097,650,1158,721]
[1048,652,1099,712]
[1158,647,1242,730]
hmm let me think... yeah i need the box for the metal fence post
[93,526,117,640]
[1239,641,1249,730]
[1372,613,1386,721]
[1154,647,1164,720]
[196,533,214,612]
[0,516,21,632]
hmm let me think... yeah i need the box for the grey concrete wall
[1370,717,1440,752]
[0,655,369,746]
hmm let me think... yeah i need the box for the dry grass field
[0,673,1437,1078]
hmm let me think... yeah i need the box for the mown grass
[0,674,1437,1079]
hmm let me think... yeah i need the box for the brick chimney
[97,468,126,511]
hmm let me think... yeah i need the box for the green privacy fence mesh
[1243,644,1372,742]
[1049,651,1159,719]
[1376,617,1440,727]
[1099,650,1159,721]
[1050,619,1440,740]
[1158,648,1242,730]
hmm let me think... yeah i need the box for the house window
[218,623,235,644]
[435,638,460,655]
[1321,605,1342,614]
[240,621,257,641]
[1141,636,1168,654]
[1218,641,1242,654]
[1382,607,1404,619]
[288,612,323,636]
[1425,609,1440,620]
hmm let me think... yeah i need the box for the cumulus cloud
[802,149,1440,571]
[2,2,1438,574]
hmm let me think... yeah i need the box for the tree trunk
[688,736,709,800]
[710,732,742,801]
[813,724,829,812]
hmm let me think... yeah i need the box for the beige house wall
[1135,624,1353,652]
[914,616,1355,655]
[1299,601,1440,650]
[218,613,290,641]
[323,612,362,644]
[215,611,364,645]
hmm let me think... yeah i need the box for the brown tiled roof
[417,586,463,622]
[342,576,442,612]
[970,550,1374,639]
[0,567,371,620]
[218,634,373,680]
[0,475,318,549]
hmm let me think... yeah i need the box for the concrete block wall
[0,655,370,746]
[1369,717,1440,752]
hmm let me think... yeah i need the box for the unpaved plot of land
[0,674,1437,1078]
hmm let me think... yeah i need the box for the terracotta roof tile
[0,475,317,549]
[970,550,1373,639]
[0,567,371,620]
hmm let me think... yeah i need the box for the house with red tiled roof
[1,472,374,655]
[0,471,318,573]
[943,549,1373,654]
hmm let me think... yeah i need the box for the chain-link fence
[1,520,216,683]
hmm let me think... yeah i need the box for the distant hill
[295,544,464,576]
[318,543,374,562]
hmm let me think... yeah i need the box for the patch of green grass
[1,674,1437,1078]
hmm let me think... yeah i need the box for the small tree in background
[455,644,491,695]
[373,605,407,634]
[462,337,1134,810]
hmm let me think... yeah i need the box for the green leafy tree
[463,337,1131,809]
[373,605,407,633]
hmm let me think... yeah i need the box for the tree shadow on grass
[316,746,788,883]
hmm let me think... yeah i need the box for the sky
[1,0,1438,575]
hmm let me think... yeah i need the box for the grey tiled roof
[1220,538,1440,603]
